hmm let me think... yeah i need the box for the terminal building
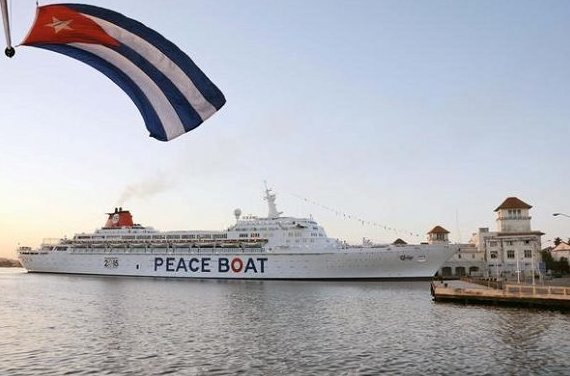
[438,197,543,280]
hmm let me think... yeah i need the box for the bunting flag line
[21,3,225,141]
[291,193,421,238]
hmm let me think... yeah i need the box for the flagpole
[0,0,15,57]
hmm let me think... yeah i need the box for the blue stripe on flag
[114,43,204,133]
[65,3,226,110]
[36,43,169,141]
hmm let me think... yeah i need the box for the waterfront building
[473,197,543,280]
[551,241,570,261]
[432,226,485,277]
[427,226,450,244]
[438,197,543,280]
[439,243,485,277]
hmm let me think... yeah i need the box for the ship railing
[41,238,61,246]
[69,240,267,253]
[70,246,266,255]
[504,284,570,297]
[17,246,32,253]
[69,238,266,247]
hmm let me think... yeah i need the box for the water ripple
[0,270,569,375]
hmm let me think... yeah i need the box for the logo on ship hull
[153,256,268,274]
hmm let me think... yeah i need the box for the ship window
[239,233,248,238]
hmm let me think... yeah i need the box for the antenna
[455,209,462,243]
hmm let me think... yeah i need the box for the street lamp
[553,213,570,218]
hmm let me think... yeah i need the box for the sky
[1,0,569,259]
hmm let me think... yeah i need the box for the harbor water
[1,268,569,375]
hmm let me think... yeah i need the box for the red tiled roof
[428,225,449,234]
[494,197,532,212]
[552,242,570,252]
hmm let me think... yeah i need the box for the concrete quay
[431,279,570,310]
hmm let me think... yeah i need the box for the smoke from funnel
[116,172,175,206]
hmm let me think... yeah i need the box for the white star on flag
[46,17,73,33]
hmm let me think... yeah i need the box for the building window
[507,209,522,218]
[489,241,498,247]
[507,250,515,259]
[524,250,532,258]
[490,251,498,259]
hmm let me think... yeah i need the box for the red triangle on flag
[22,5,119,47]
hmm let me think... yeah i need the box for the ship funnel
[104,208,134,228]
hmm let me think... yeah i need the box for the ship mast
[264,182,282,219]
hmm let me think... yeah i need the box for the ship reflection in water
[1,269,569,375]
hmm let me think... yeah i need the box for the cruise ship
[18,189,457,280]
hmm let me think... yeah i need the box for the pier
[431,279,570,309]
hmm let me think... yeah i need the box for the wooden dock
[431,280,570,309]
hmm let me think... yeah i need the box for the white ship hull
[17,189,458,280]
[19,244,456,280]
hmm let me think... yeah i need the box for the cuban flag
[22,4,226,141]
